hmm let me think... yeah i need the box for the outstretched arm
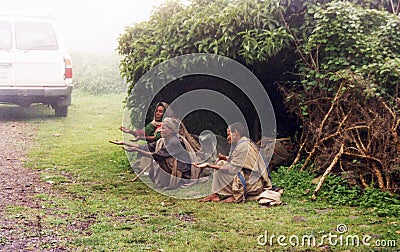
[194,162,224,170]
[123,146,153,157]
[108,140,140,148]
[119,126,134,135]
[120,126,158,142]
[217,153,228,161]
[119,126,146,138]
[144,135,157,142]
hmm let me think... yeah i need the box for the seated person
[120,102,171,143]
[195,122,272,203]
[110,117,201,189]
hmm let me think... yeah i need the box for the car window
[0,21,12,50]
[15,21,58,50]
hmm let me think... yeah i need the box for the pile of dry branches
[281,72,400,197]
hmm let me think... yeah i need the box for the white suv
[0,13,73,117]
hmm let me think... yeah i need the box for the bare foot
[198,193,220,202]
[221,196,235,203]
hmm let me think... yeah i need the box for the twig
[288,141,305,171]
[390,0,400,14]
[278,10,309,67]
[343,152,384,167]
[359,173,368,188]
[311,143,344,201]
[372,163,385,190]
[301,81,345,170]
[132,163,151,182]
[288,131,306,171]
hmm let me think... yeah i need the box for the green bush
[318,175,362,206]
[272,166,400,217]
[358,187,400,217]
[272,164,316,199]
[72,52,127,95]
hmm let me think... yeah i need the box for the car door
[0,20,15,87]
[14,20,65,87]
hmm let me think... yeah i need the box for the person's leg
[198,193,221,202]
[221,196,235,203]
[199,169,235,202]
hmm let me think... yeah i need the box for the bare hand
[194,162,210,169]
[130,137,140,142]
[119,126,131,134]
[217,153,228,161]
[123,146,139,152]
[108,140,124,145]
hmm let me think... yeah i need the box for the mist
[2,0,167,54]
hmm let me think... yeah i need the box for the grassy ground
[6,91,399,251]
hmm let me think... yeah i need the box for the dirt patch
[0,121,67,251]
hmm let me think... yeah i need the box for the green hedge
[72,52,127,95]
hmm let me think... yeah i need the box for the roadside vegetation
[118,0,400,193]
[72,52,127,95]
[5,92,396,251]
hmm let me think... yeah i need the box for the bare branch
[312,143,344,201]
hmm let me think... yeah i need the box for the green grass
[5,90,399,251]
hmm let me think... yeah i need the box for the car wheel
[55,106,68,117]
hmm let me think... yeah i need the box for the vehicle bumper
[0,85,73,107]
[0,85,73,97]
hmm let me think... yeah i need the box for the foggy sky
[2,0,167,54]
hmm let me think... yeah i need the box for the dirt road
[0,120,65,251]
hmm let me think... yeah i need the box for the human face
[227,127,240,145]
[226,128,232,144]
[154,105,165,122]
[161,124,173,138]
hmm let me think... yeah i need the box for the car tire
[55,106,68,117]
